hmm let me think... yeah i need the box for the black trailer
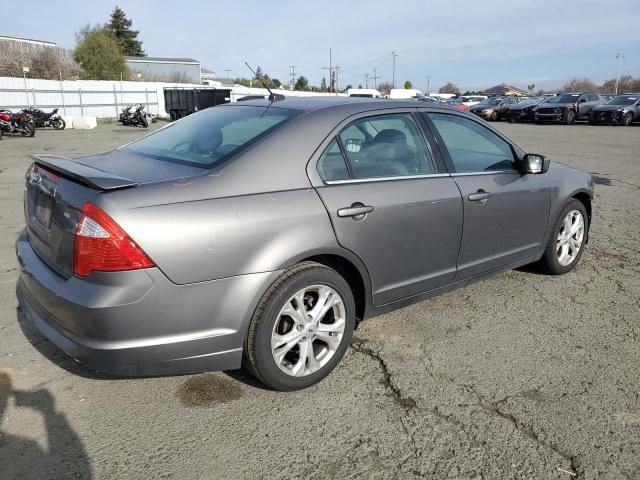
[164,87,231,121]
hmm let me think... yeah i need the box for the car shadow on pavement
[0,370,93,479]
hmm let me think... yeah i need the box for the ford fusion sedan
[469,96,521,121]
[535,92,604,124]
[507,97,547,123]
[589,94,640,126]
[16,98,593,391]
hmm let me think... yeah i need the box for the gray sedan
[16,98,593,390]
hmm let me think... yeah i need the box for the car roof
[228,96,455,114]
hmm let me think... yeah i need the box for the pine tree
[105,6,145,57]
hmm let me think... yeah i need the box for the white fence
[0,77,345,119]
[0,76,201,118]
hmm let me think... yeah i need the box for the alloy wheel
[271,285,346,377]
[556,210,585,266]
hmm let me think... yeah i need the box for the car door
[578,94,598,118]
[423,111,551,279]
[311,111,463,306]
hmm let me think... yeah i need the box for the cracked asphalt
[1,121,639,480]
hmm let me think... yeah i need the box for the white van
[389,88,423,99]
[347,88,381,98]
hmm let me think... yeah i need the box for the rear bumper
[16,231,281,376]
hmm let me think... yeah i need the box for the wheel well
[573,192,592,225]
[304,254,366,322]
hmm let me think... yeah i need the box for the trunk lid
[24,152,205,279]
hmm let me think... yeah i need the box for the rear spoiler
[31,154,138,191]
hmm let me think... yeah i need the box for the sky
[4,0,640,92]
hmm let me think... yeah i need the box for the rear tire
[243,262,356,391]
[537,200,588,275]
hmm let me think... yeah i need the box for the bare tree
[378,82,393,95]
[562,77,598,92]
[0,41,81,79]
[438,82,461,96]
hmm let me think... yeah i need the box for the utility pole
[289,65,297,91]
[392,50,398,89]
[371,69,381,89]
[334,66,341,93]
[224,69,232,82]
[425,75,432,95]
[365,73,369,89]
[322,48,335,93]
[614,52,625,94]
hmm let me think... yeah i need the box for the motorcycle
[118,104,148,128]
[0,109,36,137]
[25,107,66,130]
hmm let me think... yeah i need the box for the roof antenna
[245,62,284,102]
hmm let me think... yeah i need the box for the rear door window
[338,114,435,179]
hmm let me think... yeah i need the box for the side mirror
[523,153,550,174]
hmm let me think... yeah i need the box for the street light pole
[614,52,625,95]
[392,50,398,89]
[425,75,432,95]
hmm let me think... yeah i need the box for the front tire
[490,111,498,121]
[52,118,66,130]
[564,110,576,125]
[244,262,356,391]
[538,200,588,275]
[623,112,633,126]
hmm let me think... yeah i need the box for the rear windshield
[124,105,300,168]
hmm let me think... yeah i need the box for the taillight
[73,203,154,277]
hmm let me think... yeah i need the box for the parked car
[16,98,593,391]
[450,95,487,111]
[506,97,547,123]
[413,96,439,103]
[469,96,521,121]
[588,94,640,126]
[535,92,604,124]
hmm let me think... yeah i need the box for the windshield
[125,105,300,168]
[478,97,502,106]
[548,94,580,103]
[607,96,638,106]
[518,98,542,106]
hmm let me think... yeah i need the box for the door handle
[468,190,491,202]
[337,204,375,219]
